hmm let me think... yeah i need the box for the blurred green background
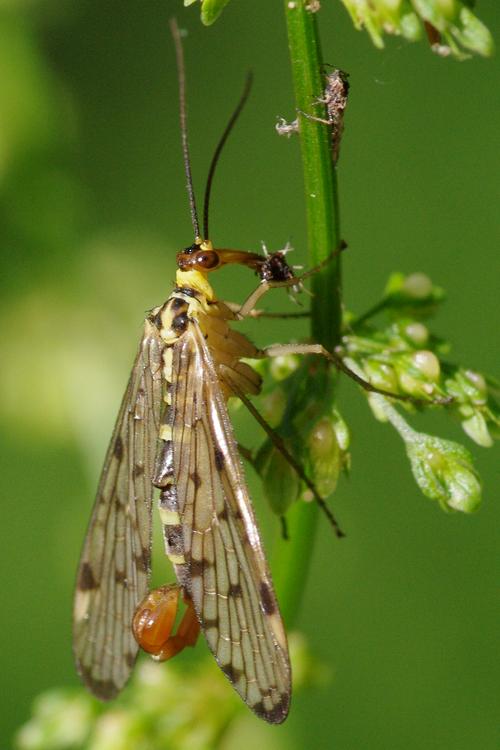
[1,1,499,748]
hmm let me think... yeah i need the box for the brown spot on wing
[202,617,219,629]
[190,470,202,489]
[259,581,276,615]
[263,696,290,724]
[125,652,136,669]
[190,558,205,577]
[133,463,145,478]
[228,583,242,597]
[115,569,127,585]
[221,663,243,682]
[214,447,225,471]
[135,548,150,573]
[78,562,98,591]
[113,435,124,460]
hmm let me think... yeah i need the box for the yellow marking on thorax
[175,268,216,301]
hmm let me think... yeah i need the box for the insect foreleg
[225,300,310,320]
[221,367,345,538]
[233,242,347,320]
[132,584,200,662]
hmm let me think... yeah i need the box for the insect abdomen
[153,336,190,591]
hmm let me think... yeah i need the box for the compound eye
[195,250,219,270]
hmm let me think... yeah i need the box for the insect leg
[132,585,200,661]
[296,108,332,126]
[221,367,345,537]
[225,300,310,320]
[233,242,347,320]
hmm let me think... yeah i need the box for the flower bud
[255,440,300,516]
[15,690,94,750]
[306,411,351,497]
[461,412,493,448]
[404,321,429,347]
[447,368,487,405]
[396,351,441,398]
[363,359,399,393]
[405,433,481,513]
[383,271,445,316]
[411,350,440,381]
[332,409,351,453]
[402,272,433,299]
[259,387,287,428]
[269,354,300,382]
[307,417,341,498]
[434,0,458,22]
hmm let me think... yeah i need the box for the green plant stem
[273,1,342,626]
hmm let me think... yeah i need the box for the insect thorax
[149,271,262,402]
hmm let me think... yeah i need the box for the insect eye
[195,251,220,270]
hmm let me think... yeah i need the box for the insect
[73,19,297,725]
[278,68,349,166]
[73,20,440,726]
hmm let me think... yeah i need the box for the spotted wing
[171,320,291,724]
[73,320,163,699]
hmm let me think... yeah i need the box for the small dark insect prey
[257,245,297,285]
[299,67,350,165]
[73,20,440,726]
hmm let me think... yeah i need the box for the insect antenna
[169,17,200,239]
[203,71,253,240]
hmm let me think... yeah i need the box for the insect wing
[73,320,163,699]
[171,321,291,723]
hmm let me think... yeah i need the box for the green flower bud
[403,321,429,347]
[448,368,487,405]
[367,393,390,423]
[411,350,440,381]
[306,410,352,497]
[383,272,445,316]
[269,353,300,382]
[307,417,341,498]
[364,359,399,393]
[399,10,421,41]
[405,433,481,513]
[91,710,138,750]
[332,408,351,452]
[403,272,434,299]
[255,440,300,516]
[378,0,402,11]
[396,350,441,398]
[464,370,487,399]
[259,387,286,428]
[15,691,94,750]
[461,412,493,448]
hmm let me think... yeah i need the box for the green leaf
[452,7,494,56]
[200,0,231,26]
